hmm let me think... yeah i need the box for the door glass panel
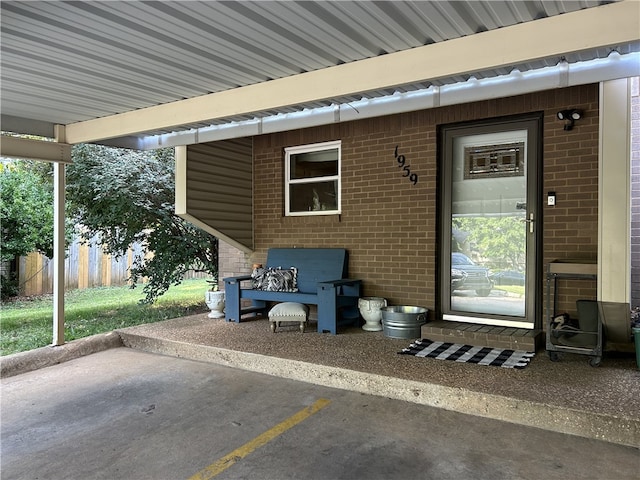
[450,131,527,318]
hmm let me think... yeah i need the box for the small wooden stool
[269,302,309,333]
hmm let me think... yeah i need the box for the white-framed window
[284,140,341,216]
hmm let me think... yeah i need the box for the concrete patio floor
[3,312,639,448]
[4,348,639,480]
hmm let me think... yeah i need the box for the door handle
[520,213,535,233]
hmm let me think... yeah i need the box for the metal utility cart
[545,260,603,367]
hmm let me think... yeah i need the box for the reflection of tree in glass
[453,216,526,271]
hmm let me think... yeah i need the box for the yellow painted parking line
[188,398,331,480]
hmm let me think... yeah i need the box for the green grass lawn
[0,278,210,356]
[494,285,525,297]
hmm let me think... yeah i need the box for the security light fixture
[557,109,583,130]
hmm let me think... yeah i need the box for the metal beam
[64,1,639,144]
[141,52,640,149]
[1,114,55,139]
[52,125,66,346]
[52,161,66,346]
[0,135,72,163]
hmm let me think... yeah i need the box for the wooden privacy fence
[18,237,205,296]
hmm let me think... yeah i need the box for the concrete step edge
[1,332,123,378]
[117,330,639,448]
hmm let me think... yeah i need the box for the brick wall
[232,85,600,322]
[218,240,251,290]
[541,87,600,316]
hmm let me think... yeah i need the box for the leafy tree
[453,216,526,270]
[1,158,76,300]
[67,144,218,303]
[0,161,55,261]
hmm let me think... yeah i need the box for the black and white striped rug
[399,338,535,369]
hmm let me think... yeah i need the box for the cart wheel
[270,322,276,333]
[299,323,305,333]
[589,356,602,367]
[548,351,560,362]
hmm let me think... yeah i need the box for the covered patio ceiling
[1,0,639,149]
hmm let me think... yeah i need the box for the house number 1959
[394,145,418,185]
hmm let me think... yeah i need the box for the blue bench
[223,248,362,335]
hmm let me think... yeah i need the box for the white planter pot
[205,290,225,319]
[358,297,387,332]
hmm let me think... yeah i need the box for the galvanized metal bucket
[381,306,428,339]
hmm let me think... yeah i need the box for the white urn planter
[358,297,387,332]
[205,290,225,319]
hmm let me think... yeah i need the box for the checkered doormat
[399,338,535,369]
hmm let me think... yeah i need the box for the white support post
[52,126,66,346]
[598,79,631,304]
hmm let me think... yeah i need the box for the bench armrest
[316,279,361,335]
[317,279,361,299]
[223,275,253,285]
[317,279,362,287]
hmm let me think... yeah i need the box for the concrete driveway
[2,348,638,480]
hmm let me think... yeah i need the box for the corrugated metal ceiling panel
[0,0,632,140]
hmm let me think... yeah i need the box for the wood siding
[182,138,253,251]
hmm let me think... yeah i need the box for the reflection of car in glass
[490,270,525,286]
[451,268,467,291]
[451,252,493,297]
